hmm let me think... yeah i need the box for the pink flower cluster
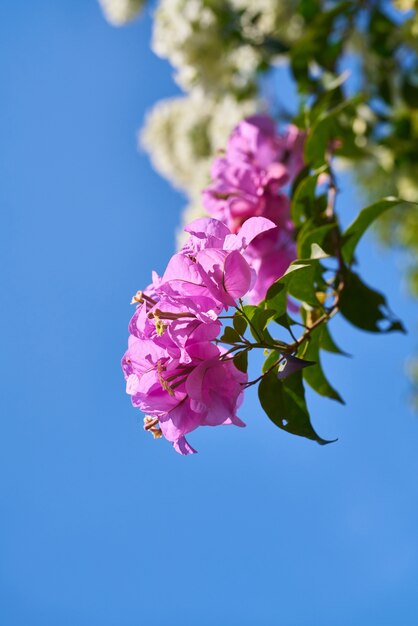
[122,216,275,455]
[203,115,305,303]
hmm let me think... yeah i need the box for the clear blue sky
[1,2,418,625]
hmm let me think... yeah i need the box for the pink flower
[122,216,277,454]
[128,286,222,366]
[203,115,304,303]
[122,334,246,455]
[244,230,297,304]
[159,216,276,309]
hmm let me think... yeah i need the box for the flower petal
[173,436,198,455]
[224,216,276,251]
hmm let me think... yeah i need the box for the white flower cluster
[99,0,301,245]
[141,91,258,247]
[140,90,257,195]
[98,0,145,26]
[233,0,302,42]
[152,0,301,93]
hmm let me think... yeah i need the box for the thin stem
[243,355,285,389]
[220,344,251,361]
[238,299,264,343]
[286,278,343,354]
[288,325,298,343]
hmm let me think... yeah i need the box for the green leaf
[285,262,321,307]
[291,164,311,197]
[339,270,405,333]
[304,97,362,166]
[291,172,319,225]
[299,0,321,21]
[298,223,337,259]
[265,260,325,312]
[265,281,287,317]
[243,305,274,328]
[299,327,345,403]
[262,350,281,373]
[233,350,248,374]
[258,309,278,330]
[319,324,348,355]
[274,312,298,334]
[402,75,418,108]
[242,304,258,319]
[291,166,328,225]
[233,312,247,336]
[341,197,414,264]
[243,304,263,341]
[220,326,242,344]
[290,2,353,89]
[258,370,336,445]
[369,8,397,59]
[309,75,347,121]
[242,305,277,342]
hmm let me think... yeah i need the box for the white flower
[98,0,145,26]
[152,0,300,93]
[231,0,302,41]
[152,1,237,92]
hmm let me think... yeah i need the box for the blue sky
[1,2,418,625]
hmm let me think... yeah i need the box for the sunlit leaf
[243,305,276,342]
[265,259,326,313]
[262,350,281,373]
[341,197,414,264]
[298,223,337,258]
[310,243,330,259]
[233,312,247,336]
